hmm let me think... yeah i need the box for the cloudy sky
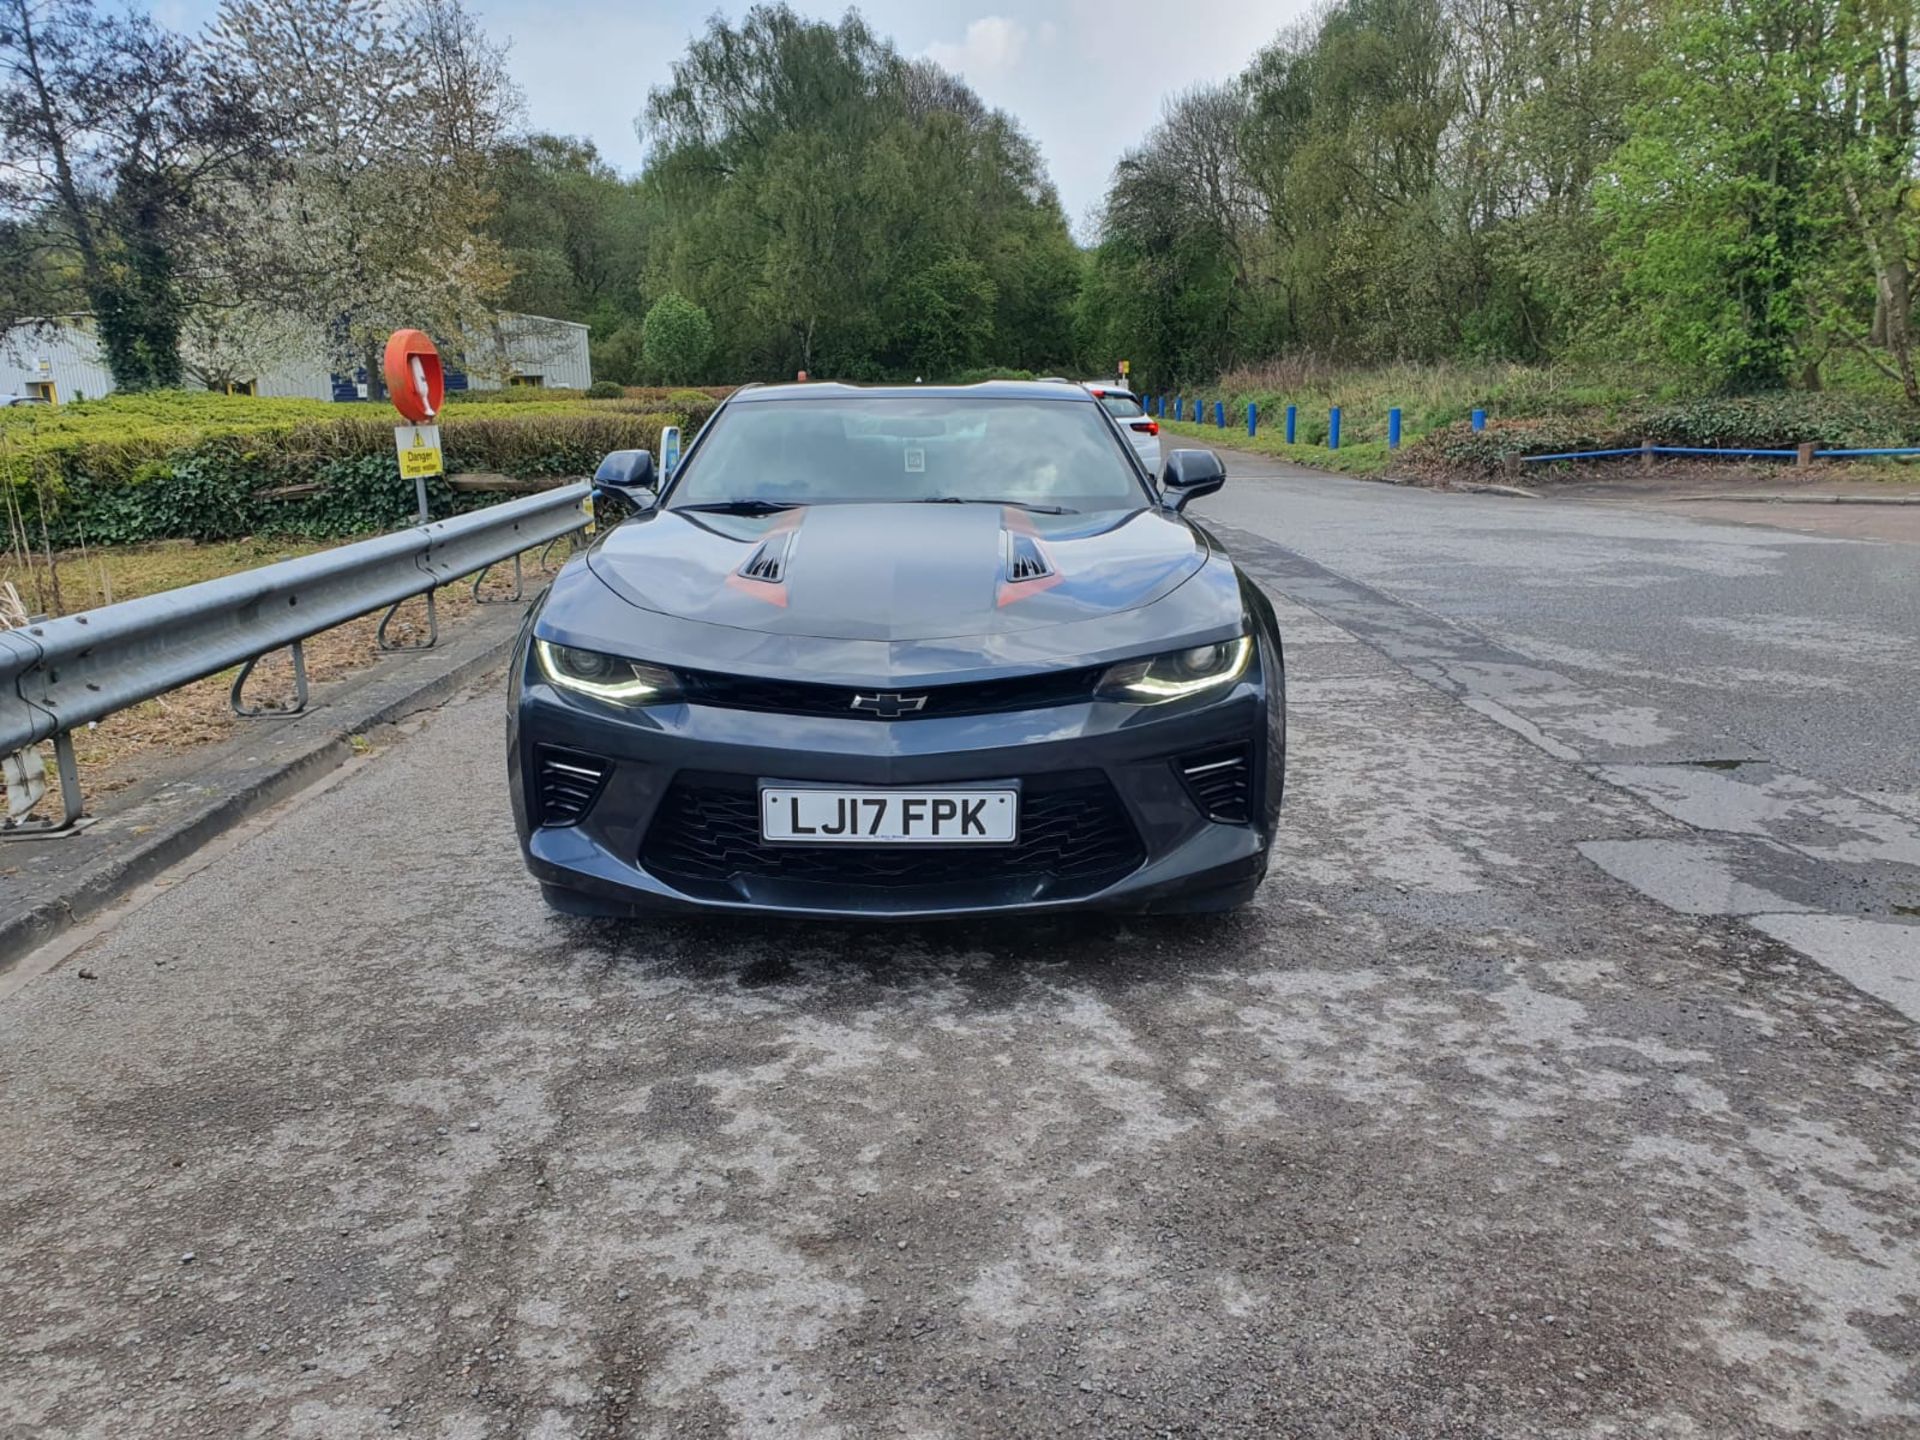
[500,0,1295,232]
[162,0,1295,237]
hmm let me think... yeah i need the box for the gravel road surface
[1,473,1916,1438]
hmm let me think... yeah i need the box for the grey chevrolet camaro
[507,380,1286,919]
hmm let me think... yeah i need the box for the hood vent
[1006,533,1054,583]
[738,531,795,584]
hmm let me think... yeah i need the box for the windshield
[667,397,1147,513]
[1096,393,1145,419]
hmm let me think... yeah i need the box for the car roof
[728,380,1096,404]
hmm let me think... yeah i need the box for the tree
[487,134,651,330]
[1080,0,1673,381]
[0,0,273,388]
[636,4,1077,380]
[205,0,518,387]
[901,256,995,376]
[641,292,712,382]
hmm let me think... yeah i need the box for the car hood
[585,502,1205,642]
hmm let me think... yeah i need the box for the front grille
[1178,743,1252,823]
[678,665,1104,721]
[640,771,1145,899]
[536,747,610,825]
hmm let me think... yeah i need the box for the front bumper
[509,643,1282,919]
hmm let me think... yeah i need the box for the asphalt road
[2,466,1917,1437]
[1188,448,1920,1019]
[1191,455,1920,801]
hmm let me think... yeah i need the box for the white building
[0,312,591,404]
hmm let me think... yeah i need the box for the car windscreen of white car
[668,398,1148,513]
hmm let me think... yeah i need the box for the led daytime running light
[1111,635,1254,701]
[535,639,675,703]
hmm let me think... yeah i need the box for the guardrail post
[1640,438,1654,472]
[1248,403,1257,438]
[1388,408,1402,449]
[2,730,88,838]
[1285,405,1297,443]
[1797,442,1814,470]
[1471,408,1486,432]
[1214,400,1224,428]
[1174,397,1183,421]
[1329,406,1342,450]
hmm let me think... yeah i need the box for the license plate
[760,788,1018,844]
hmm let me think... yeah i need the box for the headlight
[1096,635,1253,703]
[534,639,683,704]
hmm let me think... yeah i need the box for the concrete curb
[0,603,529,975]
[1663,493,1920,505]
[1454,483,1540,499]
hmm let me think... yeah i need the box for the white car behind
[1082,383,1160,476]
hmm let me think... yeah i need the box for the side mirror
[1161,448,1225,510]
[592,448,656,527]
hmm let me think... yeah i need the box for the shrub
[641,293,714,384]
[441,385,586,404]
[585,380,625,399]
[3,390,711,545]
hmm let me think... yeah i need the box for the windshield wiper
[673,499,803,516]
[917,496,1070,514]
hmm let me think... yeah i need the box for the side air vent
[536,747,611,826]
[739,532,794,583]
[1006,533,1054,582]
[1177,743,1253,823]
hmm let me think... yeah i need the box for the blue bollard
[1329,406,1342,450]
[1285,405,1297,443]
[1214,400,1224,428]
[1248,403,1257,438]
[1176,396,1184,421]
[1388,408,1402,449]
[1471,408,1486,431]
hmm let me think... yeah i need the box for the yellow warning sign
[395,424,443,479]
[1118,359,1130,375]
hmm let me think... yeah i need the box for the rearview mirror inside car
[592,448,657,526]
[1161,449,1226,510]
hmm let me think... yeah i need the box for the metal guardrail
[1,482,590,836]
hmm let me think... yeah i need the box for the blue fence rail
[1145,394,1398,448]
[1521,443,1920,464]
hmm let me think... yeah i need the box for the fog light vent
[1177,743,1252,823]
[537,747,610,826]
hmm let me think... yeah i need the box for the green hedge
[4,394,710,545]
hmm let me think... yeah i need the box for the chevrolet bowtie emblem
[850,691,928,718]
